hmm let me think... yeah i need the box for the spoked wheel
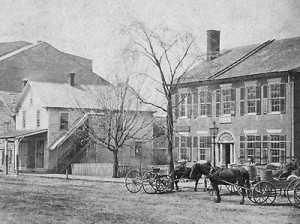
[286,179,298,205]
[226,185,241,195]
[252,181,277,205]
[142,171,159,194]
[125,170,143,193]
[293,179,300,208]
[156,175,173,193]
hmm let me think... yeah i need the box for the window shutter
[193,136,198,148]
[175,136,179,148]
[193,91,198,118]
[262,85,268,114]
[280,83,286,114]
[216,89,221,117]
[174,93,179,118]
[187,136,192,161]
[256,85,261,115]
[187,93,192,118]
[240,87,245,116]
[231,88,236,116]
[207,91,212,117]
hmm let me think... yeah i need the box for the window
[216,88,236,116]
[180,93,186,117]
[134,141,142,157]
[36,110,41,128]
[60,112,69,130]
[22,111,26,128]
[240,135,261,164]
[180,136,191,161]
[270,83,285,113]
[3,122,10,133]
[199,90,212,116]
[270,135,286,163]
[199,136,210,161]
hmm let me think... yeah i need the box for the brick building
[173,30,300,167]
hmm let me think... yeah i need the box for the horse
[272,161,300,179]
[171,161,207,191]
[189,162,212,191]
[207,167,250,204]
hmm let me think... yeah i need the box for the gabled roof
[181,36,300,83]
[15,81,155,112]
[0,91,20,115]
[0,41,31,57]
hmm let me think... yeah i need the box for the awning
[0,129,47,139]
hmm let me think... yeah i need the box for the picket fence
[71,163,169,177]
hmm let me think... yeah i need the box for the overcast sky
[1,0,300,80]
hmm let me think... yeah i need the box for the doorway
[225,143,231,167]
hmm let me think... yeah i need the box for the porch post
[4,139,8,175]
[15,139,19,175]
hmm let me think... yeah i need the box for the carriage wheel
[125,170,143,193]
[226,185,240,194]
[286,179,298,205]
[252,181,277,205]
[156,175,173,193]
[142,171,159,194]
[293,179,300,208]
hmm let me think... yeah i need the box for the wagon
[125,168,173,194]
[250,178,300,207]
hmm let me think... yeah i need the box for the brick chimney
[207,30,220,61]
[68,73,75,86]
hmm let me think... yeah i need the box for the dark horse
[207,167,250,204]
[171,162,210,191]
[189,162,212,191]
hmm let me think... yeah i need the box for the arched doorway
[216,131,236,167]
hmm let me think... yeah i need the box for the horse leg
[213,183,221,203]
[239,180,245,205]
[174,179,179,191]
[194,178,199,192]
[204,177,207,192]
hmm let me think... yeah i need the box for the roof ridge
[208,39,275,79]
[0,42,43,62]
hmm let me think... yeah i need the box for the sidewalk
[20,173,126,183]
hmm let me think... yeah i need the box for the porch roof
[0,129,47,139]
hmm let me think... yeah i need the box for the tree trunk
[113,150,119,178]
[166,94,175,178]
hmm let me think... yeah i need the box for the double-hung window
[240,85,261,115]
[216,88,236,116]
[270,135,286,164]
[199,136,210,161]
[60,112,69,130]
[270,83,285,113]
[199,90,212,116]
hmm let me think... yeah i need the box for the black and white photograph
[0,0,300,223]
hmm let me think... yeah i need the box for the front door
[225,143,231,167]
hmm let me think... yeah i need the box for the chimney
[22,79,28,87]
[68,73,75,86]
[207,30,220,61]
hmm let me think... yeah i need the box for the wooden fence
[71,163,169,177]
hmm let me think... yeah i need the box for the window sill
[267,112,282,115]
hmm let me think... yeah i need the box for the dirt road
[0,174,299,224]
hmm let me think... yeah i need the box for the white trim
[244,130,258,134]
[267,78,282,83]
[196,131,209,135]
[178,132,189,136]
[267,129,282,134]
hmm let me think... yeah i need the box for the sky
[1,0,300,81]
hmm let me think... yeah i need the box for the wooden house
[0,74,154,173]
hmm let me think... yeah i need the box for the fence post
[66,168,69,179]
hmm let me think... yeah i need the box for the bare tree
[122,20,203,176]
[73,78,154,178]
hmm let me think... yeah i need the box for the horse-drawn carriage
[125,161,300,208]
